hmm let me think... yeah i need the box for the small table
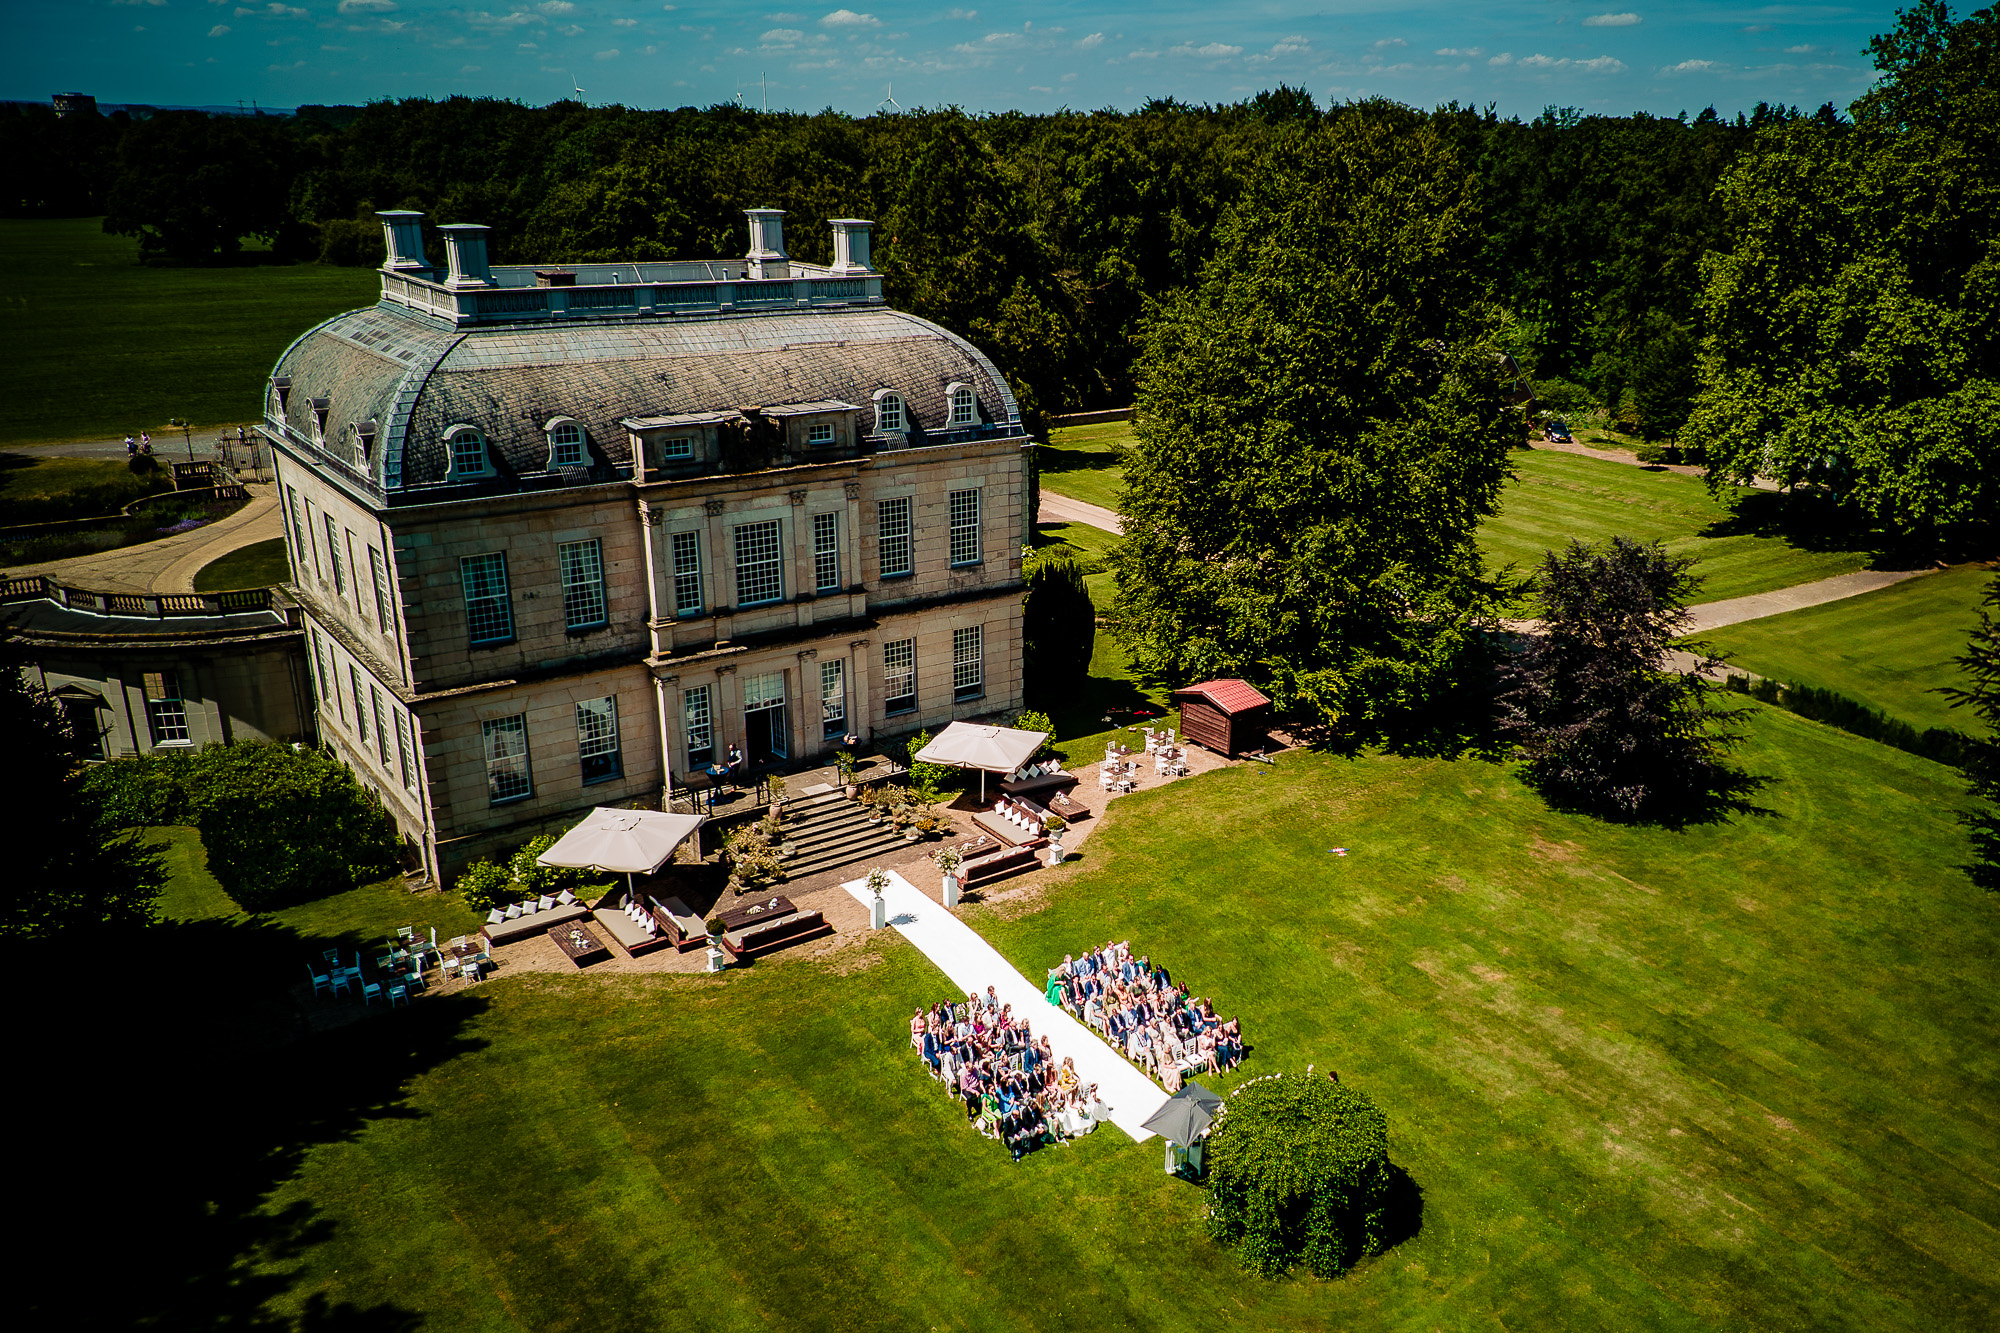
[548,921,611,968]
[715,894,796,932]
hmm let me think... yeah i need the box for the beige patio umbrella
[912,721,1050,800]
[536,807,705,896]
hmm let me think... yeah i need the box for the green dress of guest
[1044,972,1063,1006]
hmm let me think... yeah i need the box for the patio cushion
[538,895,555,912]
[505,902,522,919]
[487,909,506,925]
[557,889,577,906]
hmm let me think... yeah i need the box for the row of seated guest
[909,990,1112,1162]
[1046,940,1244,1092]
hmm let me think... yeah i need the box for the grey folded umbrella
[1140,1082,1225,1144]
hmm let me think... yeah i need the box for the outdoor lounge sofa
[962,841,1044,891]
[722,908,832,960]
[481,896,592,946]
[998,762,1077,798]
[648,895,709,951]
[592,897,677,958]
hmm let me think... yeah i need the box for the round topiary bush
[1204,1072,1392,1279]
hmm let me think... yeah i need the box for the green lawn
[1036,432,1874,609]
[191,705,1996,1332]
[1039,420,1133,512]
[0,449,170,523]
[0,218,380,447]
[1481,449,1878,604]
[1701,563,1994,733]
[193,536,291,591]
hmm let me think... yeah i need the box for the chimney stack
[377,210,431,275]
[438,223,493,289]
[828,218,874,275]
[745,208,788,280]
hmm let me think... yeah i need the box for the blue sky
[6,2,1900,119]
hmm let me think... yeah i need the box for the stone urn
[1045,835,1065,868]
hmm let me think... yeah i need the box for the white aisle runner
[844,870,1170,1142]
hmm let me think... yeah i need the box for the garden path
[1037,491,1123,534]
[7,483,281,594]
[842,868,1170,1143]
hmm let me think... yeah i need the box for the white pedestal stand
[706,939,726,972]
[1046,838,1064,868]
[870,891,887,929]
[941,873,960,908]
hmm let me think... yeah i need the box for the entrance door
[743,671,788,765]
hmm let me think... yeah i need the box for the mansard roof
[267,303,1020,498]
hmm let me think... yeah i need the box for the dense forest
[0,79,1838,429]
[1,3,1989,532]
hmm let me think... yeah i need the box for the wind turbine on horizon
[878,81,902,115]
[568,72,586,105]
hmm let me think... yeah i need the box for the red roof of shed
[1172,678,1271,714]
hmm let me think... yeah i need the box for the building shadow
[10,913,488,1331]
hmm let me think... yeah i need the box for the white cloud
[1170,41,1242,58]
[1078,31,1103,50]
[1663,58,1721,73]
[111,0,166,6]
[336,0,396,12]
[820,8,879,27]
[1435,46,1482,57]
[765,10,806,17]
[1583,12,1641,26]
[464,8,541,29]
[1516,53,1627,72]
[1488,52,1513,65]
[613,17,637,26]
[264,2,308,14]
[1267,35,1309,56]
[761,27,804,43]
[594,47,620,59]
[946,7,978,18]
[538,1,575,13]
[1373,37,1406,49]
[209,23,232,36]
[461,64,481,73]
[1029,84,1052,92]
[1784,44,1819,54]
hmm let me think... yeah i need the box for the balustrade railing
[0,575,276,619]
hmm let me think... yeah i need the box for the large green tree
[1943,571,2000,890]
[0,663,164,938]
[1111,109,1520,728]
[1683,4,2000,544]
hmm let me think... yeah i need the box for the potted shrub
[1043,815,1068,866]
[834,750,859,798]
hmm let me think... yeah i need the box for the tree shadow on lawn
[1038,447,1123,477]
[12,913,488,1331]
[1698,489,1899,561]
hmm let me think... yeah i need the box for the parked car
[1545,420,1573,443]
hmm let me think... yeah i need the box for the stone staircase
[777,790,910,882]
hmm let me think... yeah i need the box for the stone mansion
[263,210,1031,882]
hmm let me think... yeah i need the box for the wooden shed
[1171,679,1273,756]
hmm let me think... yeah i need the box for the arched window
[873,388,906,434]
[947,382,977,427]
[546,418,586,468]
[445,425,487,478]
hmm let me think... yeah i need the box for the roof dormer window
[873,388,905,434]
[546,418,586,468]
[446,425,488,479]
[309,397,331,449]
[947,382,977,427]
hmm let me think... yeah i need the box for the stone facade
[263,211,1032,882]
